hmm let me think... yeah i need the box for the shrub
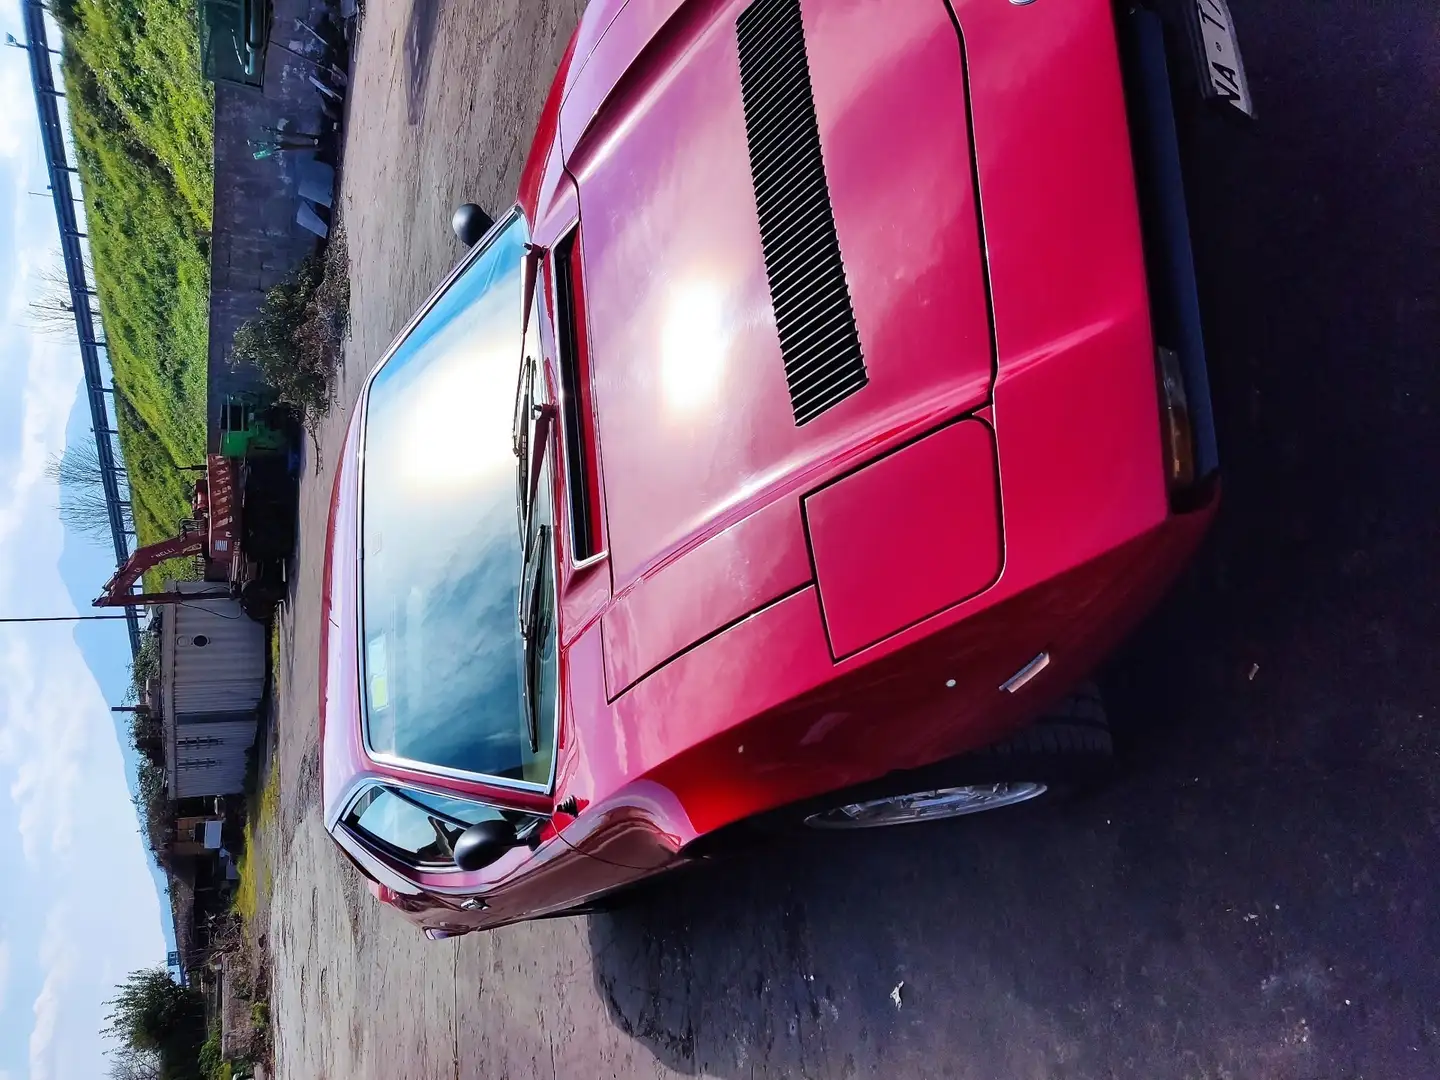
[197,1031,223,1079]
[102,968,207,1077]
[129,631,160,698]
[231,229,350,435]
[134,761,172,852]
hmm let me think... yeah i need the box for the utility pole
[0,614,135,623]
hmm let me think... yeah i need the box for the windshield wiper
[513,357,533,546]
[519,524,550,753]
[512,356,557,561]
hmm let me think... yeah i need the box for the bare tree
[56,486,134,541]
[27,251,100,337]
[27,282,81,336]
[46,437,109,488]
[106,1045,163,1080]
[37,250,97,297]
[45,440,134,542]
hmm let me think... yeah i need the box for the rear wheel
[796,685,1113,832]
[802,781,1050,830]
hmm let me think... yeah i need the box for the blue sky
[0,3,172,1077]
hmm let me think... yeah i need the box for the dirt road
[262,1,641,1076]
[264,0,1440,1077]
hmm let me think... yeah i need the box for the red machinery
[94,453,289,617]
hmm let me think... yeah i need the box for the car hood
[560,0,994,683]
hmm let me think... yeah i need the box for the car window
[343,785,524,868]
[360,212,558,789]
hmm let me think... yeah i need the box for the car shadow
[585,1,1440,1075]
[586,611,1439,1077]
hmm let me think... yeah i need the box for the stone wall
[207,0,340,450]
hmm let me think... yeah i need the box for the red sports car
[321,0,1246,936]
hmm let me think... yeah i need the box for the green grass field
[59,0,213,586]
[232,759,280,929]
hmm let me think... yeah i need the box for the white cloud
[0,57,43,306]
[0,50,34,163]
[0,631,89,860]
[0,330,87,862]
[28,911,77,1080]
[9,813,161,1080]
[0,311,81,560]
[29,970,66,1080]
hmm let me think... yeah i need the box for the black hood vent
[737,0,867,426]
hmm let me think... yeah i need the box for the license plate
[1193,0,1254,117]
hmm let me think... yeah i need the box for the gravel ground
[261,1,1440,1077]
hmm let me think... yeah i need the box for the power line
[0,614,135,623]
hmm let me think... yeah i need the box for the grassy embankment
[231,624,283,927]
[58,0,213,588]
[232,762,279,926]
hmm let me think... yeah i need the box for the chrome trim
[334,775,546,879]
[352,207,560,797]
[1000,651,1050,693]
[550,224,605,569]
[366,750,554,795]
[570,550,609,572]
[804,782,1049,828]
[330,817,423,895]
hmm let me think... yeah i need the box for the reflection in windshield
[351,786,463,864]
[360,214,553,787]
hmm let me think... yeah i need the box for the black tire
[967,682,1113,783]
[240,580,285,624]
[698,685,1114,846]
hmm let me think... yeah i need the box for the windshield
[358,213,555,788]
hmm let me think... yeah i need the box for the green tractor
[217,393,293,460]
[218,395,299,618]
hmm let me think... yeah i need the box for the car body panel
[600,495,811,696]
[557,505,1211,845]
[322,0,1220,935]
[563,0,993,609]
[956,0,1171,569]
[805,418,1003,658]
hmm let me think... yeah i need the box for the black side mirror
[452,203,494,247]
[453,819,524,871]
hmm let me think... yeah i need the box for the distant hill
[58,394,177,955]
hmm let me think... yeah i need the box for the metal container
[161,581,267,797]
